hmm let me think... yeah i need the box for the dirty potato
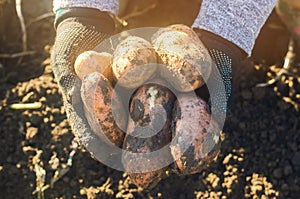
[152,24,212,92]
[74,51,114,82]
[122,84,175,189]
[81,72,126,146]
[170,94,220,175]
[151,24,201,43]
[112,36,157,89]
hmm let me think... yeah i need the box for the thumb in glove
[51,8,115,99]
[50,8,116,151]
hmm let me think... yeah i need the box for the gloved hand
[194,29,247,118]
[50,8,115,155]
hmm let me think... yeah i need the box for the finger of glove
[51,19,109,96]
[206,49,231,123]
[209,49,232,102]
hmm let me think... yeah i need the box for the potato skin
[152,25,212,92]
[81,72,126,146]
[74,51,114,81]
[122,84,175,189]
[112,36,157,89]
[170,94,220,175]
[151,24,201,43]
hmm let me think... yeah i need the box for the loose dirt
[1,0,299,198]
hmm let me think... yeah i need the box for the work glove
[50,8,115,158]
[194,29,247,119]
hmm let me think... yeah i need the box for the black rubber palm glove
[194,29,247,118]
[51,8,115,154]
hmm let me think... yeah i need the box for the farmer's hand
[194,29,247,116]
[50,8,115,146]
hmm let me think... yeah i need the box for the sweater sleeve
[192,0,277,55]
[53,0,119,15]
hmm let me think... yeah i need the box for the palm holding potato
[51,8,242,188]
[50,8,115,145]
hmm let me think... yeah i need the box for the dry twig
[115,2,157,27]
[26,12,54,28]
[15,0,28,65]
[10,102,42,110]
[15,0,27,52]
[0,51,35,58]
[122,3,156,20]
[32,139,79,196]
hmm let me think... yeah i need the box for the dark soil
[1,0,300,199]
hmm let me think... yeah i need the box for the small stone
[26,127,38,140]
[272,168,282,179]
[292,152,300,166]
[223,154,232,165]
[283,165,293,176]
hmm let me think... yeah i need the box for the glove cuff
[54,8,115,34]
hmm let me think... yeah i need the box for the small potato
[122,84,175,189]
[170,94,220,175]
[112,36,157,89]
[81,72,126,146]
[152,24,212,92]
[74,51,114,81]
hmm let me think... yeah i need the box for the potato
[151,24,201,43]
[122,84,175,189]
[152,24,212,92]
[81,72,126,146]
[170,94,220,175]
[74,51,114,81]
[112,36,157,89]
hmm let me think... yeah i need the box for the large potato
[170,94,220,175]
[122,84,175,189]
[81,72,126,146]
[74,51,114,82]
[152,24,212,92]
[152,24,201,43]
[112,36,157,89]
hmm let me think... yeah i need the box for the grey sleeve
[53,0,119,15]
[192,0,277,55]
